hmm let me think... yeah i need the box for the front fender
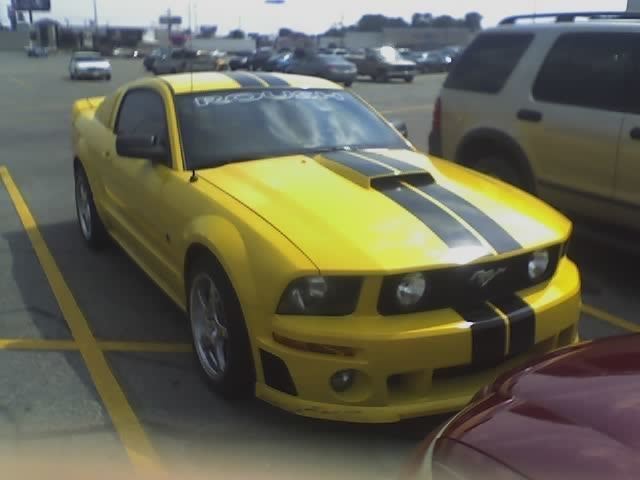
[182,215,259,310]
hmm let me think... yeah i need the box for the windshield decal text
[194,90,346,107]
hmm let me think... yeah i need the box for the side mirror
[390,118,409,139]
[116,134,168,163]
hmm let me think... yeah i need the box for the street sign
[12,0,51,11]
[159,15,182,25]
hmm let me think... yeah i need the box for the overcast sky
[0,0,629,34]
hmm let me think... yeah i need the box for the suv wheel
[472,154,527,190]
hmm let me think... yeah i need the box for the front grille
[378,245,562,315]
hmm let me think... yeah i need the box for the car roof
[148,72,342,94]
[490,20,640,34]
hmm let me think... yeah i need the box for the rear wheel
[472,154,528,191]
[344,80,353,87]
[187,254,255,399]
[74,164,108,249]
[404,75,414,83]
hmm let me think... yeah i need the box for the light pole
[92,0,98,28]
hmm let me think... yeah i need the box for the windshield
[175,88,408,170]
[74,52,102,61]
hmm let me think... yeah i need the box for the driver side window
[115,89,170,165]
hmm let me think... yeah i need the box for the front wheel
[75,164,108,249]
[404,75,414,83]
[344,80,353,87]
[187,255,255,399]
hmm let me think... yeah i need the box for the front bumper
[75,69,110,78]
[252,257,581,423]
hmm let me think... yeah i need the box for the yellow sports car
[71,71,581,423]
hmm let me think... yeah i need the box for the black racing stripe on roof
[358,151,426,173]
[491,295,536,357]
[323,151,395,177]
[224,71,266,87]
[405,180,522,254]
[455,303,507,367]
[373,178,484,249]
[252,72,290,86]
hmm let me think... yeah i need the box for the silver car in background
[69,51,112,80]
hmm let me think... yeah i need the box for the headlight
[528,249,550,281]
[396,272,428,308]
[277,276,363,316]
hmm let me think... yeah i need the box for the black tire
[344,80,353,87]
[187,254,255,399]
[375,70,388,83]
[404,75,414,83]
[472,154,528,191]
[74,163,108,250]
[105,74,111,81]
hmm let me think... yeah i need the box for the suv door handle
[517,109,543,123]
[630,128,640,140]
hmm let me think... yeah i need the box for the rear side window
[532,33,635,112]
[444,33,534,94]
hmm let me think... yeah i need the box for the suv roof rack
[499,11,640,25]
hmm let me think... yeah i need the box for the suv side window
[532,32,635,112]
[444,33,534,94]
[115,89,171,164]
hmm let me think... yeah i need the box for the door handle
[630,128,640,140]
[517,109,543,123]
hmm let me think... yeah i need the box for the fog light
[528,249,550,281]
[330,369,356,392]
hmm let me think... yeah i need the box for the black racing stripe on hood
[224,71,266,87]
[374,178,483,249]
[406,178,522,254]
[491,295,536,357]
[358,151,426,173]
[323,151,394,177]
[455,303,507,367]
[252,72,290,86]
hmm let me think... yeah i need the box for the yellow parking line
[0,338,77,350]
[582,304,640,333]
[0,166,164,476]
[381,105,433,115]
[100,341,193,353]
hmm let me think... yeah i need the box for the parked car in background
[403,334,640,480]
[112,47,141,58]
[228,50,255,71]
[248,47,274,71]
[151,48,223,75]
[429,11,640,232]
[287,50,357,86]
[264,51,293,72]
[348,46,417,82]
[413,51,453,73]
[25,45,48,57]
[69,51,112,80]
[143,47,171,71]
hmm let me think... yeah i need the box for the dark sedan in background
[287,50,357,86]
[403,334,640,480]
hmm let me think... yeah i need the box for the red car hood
[440,334,640,480]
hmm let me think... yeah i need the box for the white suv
[429,11,640,231]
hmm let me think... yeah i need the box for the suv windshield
[175,88,408,170]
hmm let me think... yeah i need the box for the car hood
[76,61,110,69]
[441,335,640,479]
[197,148,570,272]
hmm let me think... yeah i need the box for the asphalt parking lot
[1,51,639,478]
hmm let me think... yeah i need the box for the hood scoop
[314,149,435,189]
